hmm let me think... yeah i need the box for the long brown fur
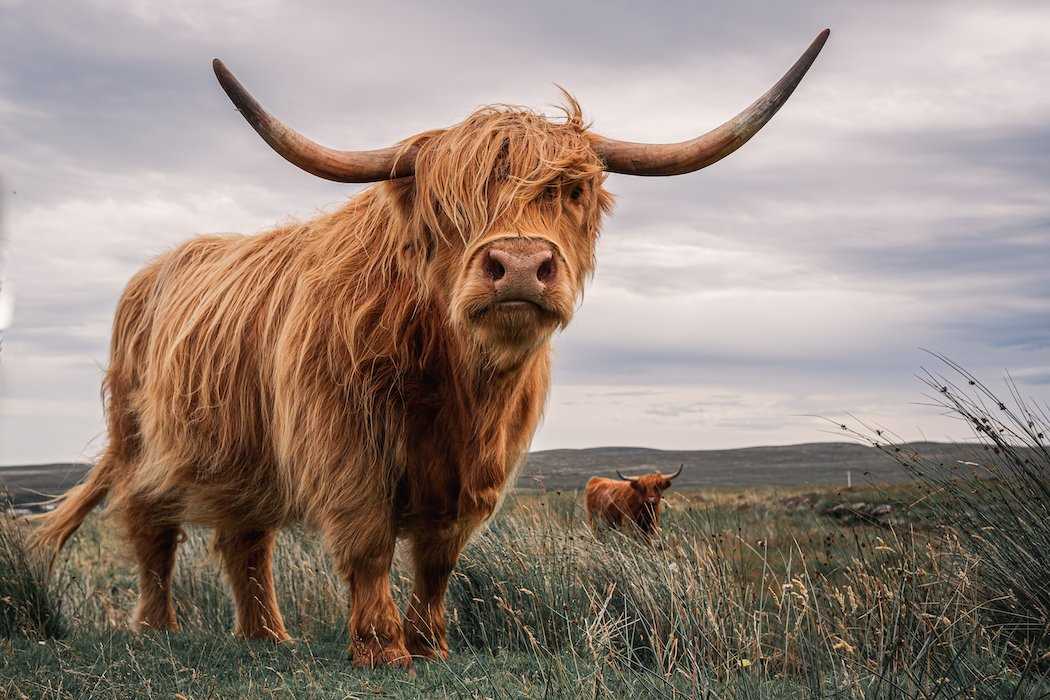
[585,473,675,538]
[31,97,613,668]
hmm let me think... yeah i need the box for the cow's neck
[399,322,551,525]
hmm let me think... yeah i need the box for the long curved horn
[213,59,417,183]
[592,29,830,176]
[664,464,684,481]
[616,470,638,482]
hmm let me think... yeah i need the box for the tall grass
[842,354,1050,654]
[23,486,1043,697]
[4,358,1049,696]
[446,496,1027,696]
[0,500,65,639]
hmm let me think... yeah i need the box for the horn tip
[212,59,234,87]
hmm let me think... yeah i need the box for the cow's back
[584,476,605,514]
[585,477,623,525]
[109,228,305,511]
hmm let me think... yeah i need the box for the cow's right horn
[592,29,829,177]
[665,464,684,480]
[616,470,638,482]
[213,59,417,183]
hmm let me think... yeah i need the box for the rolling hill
[519,441,985,491]
[0,441,990,510]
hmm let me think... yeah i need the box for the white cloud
[535,381,976,451]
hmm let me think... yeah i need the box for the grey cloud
[945,311,1050,352]
[1014,371,1050,386]
[584,389,661,399]
[3,0,1050,462]
[645,402,706,418]
[714,417,794,432]
[6,326,109,360]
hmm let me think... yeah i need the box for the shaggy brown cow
[585,465,683,537]
[31,31,828,668]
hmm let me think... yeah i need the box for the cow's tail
[29,452,121,565]
[30,268,148,565]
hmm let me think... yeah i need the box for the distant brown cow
[585,465,683,537]
[31,30,828,670]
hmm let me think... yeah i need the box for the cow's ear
[385,176,416,214]
[629,480,643,492]
[385,178,439,263]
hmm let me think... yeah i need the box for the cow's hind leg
[123,498,180,632]
[323,512,410,669]
[404,525,470,660]
[213,528,290,642]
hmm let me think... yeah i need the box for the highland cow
[31,30,829,668]
[585,466,683,537]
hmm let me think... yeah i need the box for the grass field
[3,361,1048,698]
[1,480,1047,699]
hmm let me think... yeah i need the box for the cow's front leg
[404,524,472,660]
[323,512,410,669]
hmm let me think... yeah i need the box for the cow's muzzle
[474,238,560,316]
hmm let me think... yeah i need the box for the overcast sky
[1,1,1049,464]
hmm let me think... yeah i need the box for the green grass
[3,360,1049,698]
[2,484,1047,699]
[0,502,65,640]
[1,632,865,699]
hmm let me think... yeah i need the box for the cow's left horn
[665,464,684,481]
[213,59,417,183]
[591,29,829,176]
[616,470,638,482]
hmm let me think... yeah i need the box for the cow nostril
[536,257,555,283]
[483,252,506,281]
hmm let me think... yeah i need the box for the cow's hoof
[406,637,449,661]
[350,639,413,670]
[130,615,179,634]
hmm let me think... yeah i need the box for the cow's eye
[570,185,583,201]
